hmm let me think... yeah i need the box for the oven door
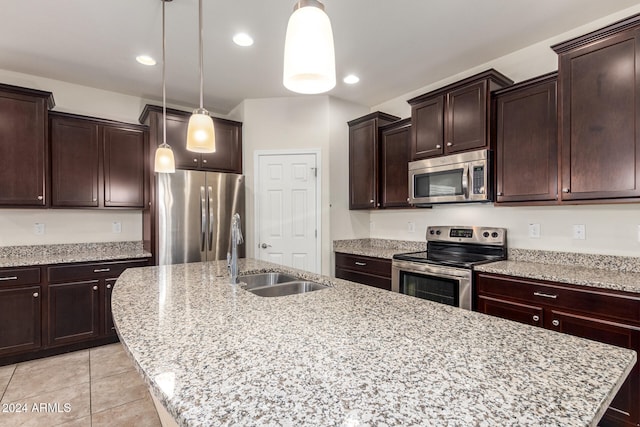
[392,259,472,310]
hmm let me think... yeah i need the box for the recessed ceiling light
[233,33,254,47]
[136,55,156,66]
[343,74,360,84]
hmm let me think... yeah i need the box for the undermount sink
[238,273,329,297]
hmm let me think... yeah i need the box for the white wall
[365,4,640,257]
[239,96,368,275]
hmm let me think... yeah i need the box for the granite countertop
[112,259,635,427]
[475,248,640,294]
[0,241,152,268]
[333,238,424,259]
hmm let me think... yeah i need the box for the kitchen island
[112,259,635,426]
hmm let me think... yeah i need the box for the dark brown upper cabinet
[139,105,243,174]
[493,73,558,204]
[380,118,412,208]
[552,14,640,203]
[50,112,147,209]
[0,83,54,207]
[348,112,400,210]
[408,69,513,160]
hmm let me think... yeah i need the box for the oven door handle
[462,163,469,199]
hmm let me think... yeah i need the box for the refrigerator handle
[207,186,214,250]
[200,186,207,252]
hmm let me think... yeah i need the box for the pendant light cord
[198,0,204,109]
[162,0,167,146]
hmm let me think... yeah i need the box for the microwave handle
[462,164,469,199]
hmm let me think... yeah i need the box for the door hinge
[315,229,317,238]
[311,167,317,177]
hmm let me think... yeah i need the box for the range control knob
[483,231,490,238]
[491,232,499,238]
[429,230,435,235]
[435,230,441,235]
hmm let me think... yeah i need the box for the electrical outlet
[408,221,416,233]
[572,224,586,240]
[112,221,122,233]
[33,223,45,235]
[528,223,540,239]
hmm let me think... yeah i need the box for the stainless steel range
[392,226,507,310]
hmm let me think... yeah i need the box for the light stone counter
[113,259,636,427]
[333,238,424,259]
[475,248,640,294]
[0,241,151,268]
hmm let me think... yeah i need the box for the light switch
[408,221,416,233]
[528,223,540,239]
[112,221,122,233]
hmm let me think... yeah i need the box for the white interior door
[256,152,319,273]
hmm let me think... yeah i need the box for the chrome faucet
[228,213,244,284]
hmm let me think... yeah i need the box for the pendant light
[186,0,216,153]
[154,0,176,173]
[283,0,335,94]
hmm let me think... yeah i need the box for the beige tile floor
[0,343,161,427]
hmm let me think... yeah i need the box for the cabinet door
[349,119,378,209]
[48,280,100,346]
[495,77,558,203]
[559,30,640,201]
[0,286,41,356]
[380,124,411,208]
[445,81,487,153]
[50,116,100,207]
[0,91,48,206]
[411,95,444,159]
[104,278,116,336]
[103,126,145,207]
[200,119,242,173]
[163,113,200,169]
[476,295,543,327]
[548,310,640,426]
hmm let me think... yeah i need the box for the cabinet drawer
[48,259,148,283]
[0,267,41,287]
[335,253,391,278]
[476,273,640,324]
[336,268,392,291]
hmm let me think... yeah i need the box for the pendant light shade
[186,108,216,153]
[283,0,335,94]
[154,145,175,173]
[154,0,175,174]
[186,0,216,153]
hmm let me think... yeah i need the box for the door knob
[260,243,272,249]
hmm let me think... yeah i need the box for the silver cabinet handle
[0,276,18,281]
[532,315,539,322]
[93,268,111,273]
[33,292,39,298]
[369,199,374,203]
[92,286,98,291]
[193,158,198,162]
[106,284,112,289]
[37,195,43,200]
[260,243,272,249]
[446,142,453,147]
[534,291,557,299]
[497,192,503,196]
[436,144,441,149]
[562,188,571,193]
[552,319,560,327]
[355,262,367,266]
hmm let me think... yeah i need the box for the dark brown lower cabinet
[476,272,640,427]
[48,280,100,346]
[0,258,147,365]
[335,252,392,291]
[0,285,42,356]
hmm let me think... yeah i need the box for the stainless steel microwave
[408,149,491,205]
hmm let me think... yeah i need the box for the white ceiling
[2,1,640,115]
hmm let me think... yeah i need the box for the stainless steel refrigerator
[156,170,245,265]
